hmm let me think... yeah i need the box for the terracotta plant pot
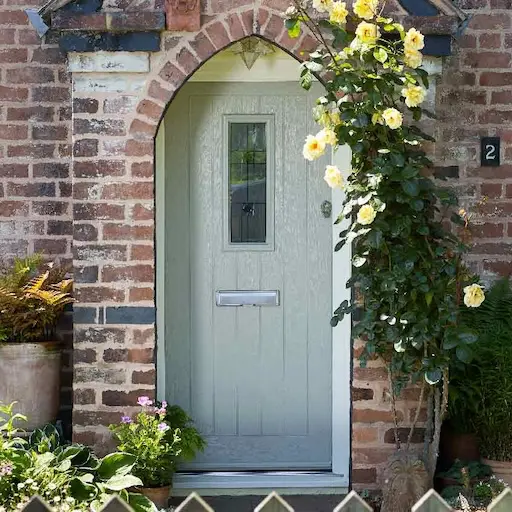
[482,459,512,486]
[439,422,480,467]
[139,485,171,509]
[0,341,61,431]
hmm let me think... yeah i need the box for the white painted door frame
[155,48,352,494]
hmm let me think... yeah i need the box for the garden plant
[284,0,485,493]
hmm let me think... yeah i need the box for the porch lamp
[230,37,275,70]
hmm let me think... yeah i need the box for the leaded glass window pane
[229,122,267,244]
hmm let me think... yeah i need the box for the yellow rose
[353,0,379,20]
[318,128,337,146]
[303,134,326,161]
[404,48,423,69]
[404,28,425,51]
[324,165,344,189]
[330,1,348,24]
[463,283,485,308]
[357,204,377,225]
[312,0,333,13]
[355,21,381,45]
[401,85,426,108]
[382,107,403,130]
[372,112,384,125]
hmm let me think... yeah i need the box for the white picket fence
[19,488,512,511]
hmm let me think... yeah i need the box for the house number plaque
[481,137,500,167]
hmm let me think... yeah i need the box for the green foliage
[453,279,512,460]
[0,254,74,343]
[285,1,481,399]
[109,398,182,488]
[0,402,156,512]
[162,403,206,463]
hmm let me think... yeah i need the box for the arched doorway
[155,43,351,493]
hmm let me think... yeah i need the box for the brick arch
[127,7,317,144]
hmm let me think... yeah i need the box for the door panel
[165,82,332,471]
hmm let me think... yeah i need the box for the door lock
[320,200,332,218]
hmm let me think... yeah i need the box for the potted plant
[460,278,512,485]
[109,397,182,509]
[0,255,73,431]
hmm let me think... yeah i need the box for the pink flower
[155,401,168,415]
[137,396,153,407]
[158,423,170,433]
[121,416,132,424]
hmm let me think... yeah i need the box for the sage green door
[163,82,332,471]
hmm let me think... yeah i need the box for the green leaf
[96,453,136,480]
[458,330,478,344]
[401,180,419,197]
[353,255,367,267]
[69,477,98,501]
[104,474,143,491]
[411,199,424,211]
[127,492,159,512]
[285,19,301,38]
[456,345,473,363]
[425,369,442,385]
[373,47,388,63]
[300,70,313,90]
[56,458,72,472]
[425,291,433,306]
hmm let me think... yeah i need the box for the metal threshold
[172,471,349,496]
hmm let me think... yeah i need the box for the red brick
[75,286,125,303]
[480,72,512,87]
[51,12,106,30]
[470,222,504,238]
[159,62,186,87]
[73,203,125,221]
[33,86,70,103]
[74,389,96,405]
[148,81,175,104]
[263,14,283,40]
[102,182,153,200]
[7,106,54,121]
[0,86,28,102]
[190,32,217,61]
[470,13,511,30]
[480,110,512,124]
[74,160,125,178]
[131,204,153,221]
[0,48,27,63]
[206,22,231,50]
[102,264,154,283]
[479,33,502,49]
[353,427,379,444]
[480,183,502,198]
[33,239,68,255]
[73,349,97,364]
[32,125,68,141]
[7,67,54,84]
[353,448,394,464]
[136,99,163,121]
[131,244,154,260]
[484,260,512,275]
[31,48,66,64]
[102,389,155,406]
[129,119,156,139]
[353,367,387,381]
[226,13,245,40]
[176,47,199,76]
[472,242,512,255]
[33,162,69,178]
[352,468,377,484]
[74,139,98,157]
[133,328,154,345]
[131,162,153,178]
[7,182,55,197]
[0,10,29,24]
[465,51,511,68]
[73,182,100,200]
[74,224,98,242]
[74,119,125,136]
[103,224,153,240]
[126,140,152,157]
[0,201,28,216]
[0,29,16,44]
[0,124,27,140]
[0,164,28,178]
[73,98,99,113]
[33,201,69,216]
[129,287,154,302]
[352,387,374,401]
[353,409,402,423]
[132,369,156,385]
[17,30,39,45]
[7,144,55,158]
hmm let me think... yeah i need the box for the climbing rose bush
[285,0,484,474]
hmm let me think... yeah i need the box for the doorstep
[171,471,349,496]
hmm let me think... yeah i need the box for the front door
[164,82,333,471]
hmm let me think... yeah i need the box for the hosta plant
[0,254,74,343]
[284,0,484,478]
[0,402,156,512]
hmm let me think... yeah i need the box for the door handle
[320,200,332,218]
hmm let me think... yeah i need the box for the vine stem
[406,379,426,452]
[388,366,401,451]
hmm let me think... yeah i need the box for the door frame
[155,48,352,493]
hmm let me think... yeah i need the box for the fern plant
[449,279,512,460]
[0,255,74,343]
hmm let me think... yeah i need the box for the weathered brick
[7,106,53,121]
[74,139,98,157]
[352,468,377,484]
[102,182,153,200]
[74,388,96,405]
[74,160,125,178]
[7,182,55,197]
[7,67,54,84]
[75,367,126,385]
[74,118,125,136]
[130,244,153,260]
[352,387,374,401]
[132,369,156,385]
[32,125,68,141]
[148,80,175,103]
[102,389,155,406]
[74,224,98,241]
[129,287,154,302]
[75,327,125,344]
[74,244,127,261]
[75,287,125,303]
[7,144,55,158]
[102,264,154,283]
[0,164,29,178]
[73,203,125,221]
[73,349,97,364]
[33,86,70,103]
[0,201,28,216]
[384,428,425,444]
[32,201,69,216]
[33,239,68,255]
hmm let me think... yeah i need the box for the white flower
[357,204,377,225]
[401,84,426,108]
[353,0,379,20]
[303,134,326,161]
[323,165,344,189]
[404,28,425,51]
[318,128,337,146]
[382,108,403,129]
[312,0,333,13]
[464,284,485,308]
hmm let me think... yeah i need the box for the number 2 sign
[481,137,500,167]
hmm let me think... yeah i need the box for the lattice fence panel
[18,488,512,511]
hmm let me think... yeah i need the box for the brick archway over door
[71,6,318,452]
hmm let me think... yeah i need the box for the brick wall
[2,0,512,490]
[0,0,73,430]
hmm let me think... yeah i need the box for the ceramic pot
[139,485,171,509]
[439,422,480,467]
[482,459,512,486]
[0,341,61,431]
